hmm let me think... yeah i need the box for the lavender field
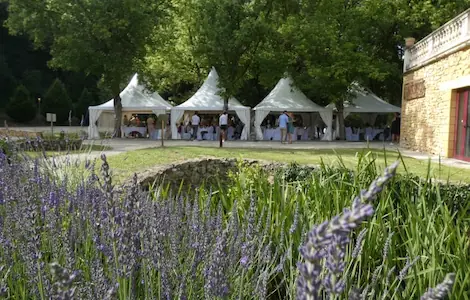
[0,144,467,299]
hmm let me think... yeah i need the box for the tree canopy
[2,0,470,137]
[42,78,72,123]
[4,0,167,135]
[6,84,37,123]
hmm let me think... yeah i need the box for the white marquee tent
[326,83,401,139]
[170,67,251,140]
[253,77,334,141]
[88,74,173,139]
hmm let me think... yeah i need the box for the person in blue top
[278,111,289,144]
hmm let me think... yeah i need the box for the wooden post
[161,120,164,147]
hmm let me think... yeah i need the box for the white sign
[46,113,57,123]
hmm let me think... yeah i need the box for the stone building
[402,8,470,161]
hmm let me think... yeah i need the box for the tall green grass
[216,151,470,299]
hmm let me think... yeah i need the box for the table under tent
[326,83,401,141]
[253,77,334,141]
[87,74,173,139]
[170,67,251,141]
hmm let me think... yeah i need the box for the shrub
[276,161,313,182]
[42,78,72,124]
[6,85,37,122]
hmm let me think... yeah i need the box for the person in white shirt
[191,112,200,140]
[219,111,228,142]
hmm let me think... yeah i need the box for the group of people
[122,114,162,139]
[278,111,296,144]
[189,111,229,142]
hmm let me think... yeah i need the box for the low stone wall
[126,157,316,190]
[17,139,83,152]
[0,129,43,139]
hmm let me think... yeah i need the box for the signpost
[46,113,57,135]
[157,114,169,147]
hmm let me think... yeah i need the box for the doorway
[454,90,470,161]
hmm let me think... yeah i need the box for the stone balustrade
[405,9,470,72]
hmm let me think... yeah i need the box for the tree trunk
[336,100,346,140]
[223,97,228,112]
[113,93,123,138]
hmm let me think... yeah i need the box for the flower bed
[17,138,83,152]
[0,148,466,299]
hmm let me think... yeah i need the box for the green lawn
[104,146,470,183]
[27,144,112,157]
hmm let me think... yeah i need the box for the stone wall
[126,157,316,190]
[17,139,83,152]
[402,46,470,157]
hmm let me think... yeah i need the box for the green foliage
[223,153,470,299]
[3,0,470,131]
[74,88,94,119]
[22,69,44,98]
[140,0,203,101]
[4,0,168,135]
[276,162,313,183]
[191,0,274,102]
[43,79,72,123]
[6,84,37,122]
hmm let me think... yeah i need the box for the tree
[42,78,72,124]
[22,70,44,99]
[4,0,168,137]
[6,85,37,123]
[258,0,391,140]
[185,0,275,108]
[75,88,94,119]
[140,0,204,104]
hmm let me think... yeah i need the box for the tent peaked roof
[254,77,328,112]
[174,67,249,111]
[90,74,172,111]
[327,83,401,113]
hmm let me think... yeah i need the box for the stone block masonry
[123,157,317,191]
[402,46,470,157]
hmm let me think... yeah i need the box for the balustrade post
[403,37,415,72]
[462,12,470,37]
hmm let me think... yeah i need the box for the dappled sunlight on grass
[105,146,470,183]
[26,144,112,158]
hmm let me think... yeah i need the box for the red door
[454,90,470,161]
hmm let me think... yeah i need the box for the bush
[6,85,37,122]
[276,161,314,182]
[42,78,72,124]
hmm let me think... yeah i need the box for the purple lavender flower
[204,233,229,298]
[420,273,455,300]
[296,161,399,299]
[49,262,80,300]
[323,234,348,295]
[399,256,420,281]
[351,228,367,258]
[290,201,300,234]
